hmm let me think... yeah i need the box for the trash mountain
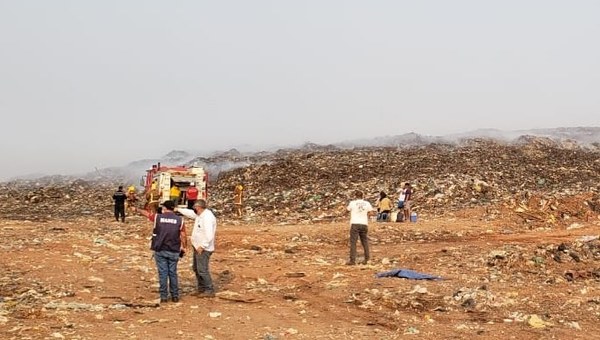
[1,134,598,225]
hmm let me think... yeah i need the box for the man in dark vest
[149,200,187,303]
[112,186,127,222]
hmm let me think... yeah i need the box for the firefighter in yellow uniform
[146,181,161,214]
[234,184,244,216]
[170,185,181,205]
[126,185,138,215]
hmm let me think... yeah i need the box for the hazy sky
[1,1,598,180]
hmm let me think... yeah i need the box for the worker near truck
[170,184,181,205]
[146,181,161,214]
[177,199,217,298]
[112,186,127,222]
[126,185,138,215]
[186,183,199,209]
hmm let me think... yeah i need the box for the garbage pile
[1,138,599,224]
[211,138,600,224]
[511,193,599,226]
[0,177,117,221]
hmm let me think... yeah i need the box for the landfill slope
[1,138,599,225]
[210,138,600,226]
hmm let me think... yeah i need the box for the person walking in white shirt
[346,190,376,265]
[177,199,217,297]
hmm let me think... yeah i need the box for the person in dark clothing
[112,186,127,222]
[138,200,188,303]
[152,200,187,302]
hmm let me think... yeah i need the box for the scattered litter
[404,326,420,335]
[576,235,599,243]
[527,314,552,328]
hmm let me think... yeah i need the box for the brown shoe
[345,261,356,266]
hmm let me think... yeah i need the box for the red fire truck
[142,162,208,208]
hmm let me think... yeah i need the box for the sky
[0,1,599,180]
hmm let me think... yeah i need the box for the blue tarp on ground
[375,268,443,280]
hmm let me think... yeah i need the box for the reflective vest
[151,212,183,252]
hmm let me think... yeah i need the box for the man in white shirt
[346,190,375,265]
[397,182,413,222]
[177,199,217,297]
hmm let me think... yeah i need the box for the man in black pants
[112,186,127,222]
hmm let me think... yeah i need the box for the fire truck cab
[142,162,208,208]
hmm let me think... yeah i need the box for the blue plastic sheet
[375,268,442,280]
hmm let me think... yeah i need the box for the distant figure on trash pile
[112,186,127,222]
[233,184,244,217]
[145,181,161,214]
[137,200,187,303]
[346,190,376,265]
[186,182,199,209]
[170,181,181,205]
[177,199,217,298]
[397,183,413,222]
[376,191,393,222]
[126,185,138,216]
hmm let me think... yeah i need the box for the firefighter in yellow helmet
[125,185,138,215]
[146,180,161,214]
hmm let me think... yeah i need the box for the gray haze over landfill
[0,1,598,181]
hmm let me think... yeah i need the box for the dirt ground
[1,211,600,339]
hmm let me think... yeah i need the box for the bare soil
[1,212,600,339]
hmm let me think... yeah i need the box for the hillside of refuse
[210,138,600,225]
[2,137,598,227]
